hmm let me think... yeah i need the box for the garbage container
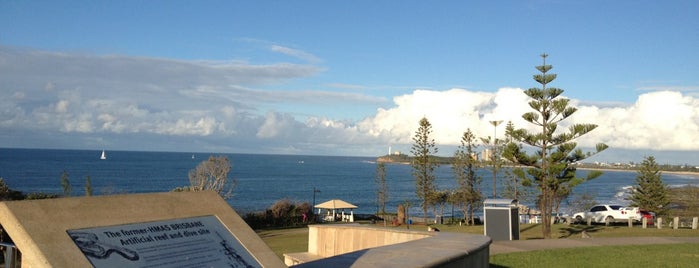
[483,199,519,241]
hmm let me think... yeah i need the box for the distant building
[482,149,493,162]
[470,152,478,161]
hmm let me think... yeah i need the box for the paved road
[490,236,699,255]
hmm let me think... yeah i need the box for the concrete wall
[308,224,433,257]
[285,224,491,268]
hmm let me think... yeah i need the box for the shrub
[243,199,314,229]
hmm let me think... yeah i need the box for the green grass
[257,222,699,263]
[382,221,699,239]
[490,243,699,268]
[257,228,309,260]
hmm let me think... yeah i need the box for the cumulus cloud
[577,91,699,150]
[1,46,698,158]
[356,88,699,152]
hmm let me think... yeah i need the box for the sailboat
[100,150,107,160]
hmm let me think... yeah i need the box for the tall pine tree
[411,117,439,223]
[375,162,389,215]
[503,54,607,238]
[628,156,670,217]
[452,129,482,225]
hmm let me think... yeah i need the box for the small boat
[100,150,107,160]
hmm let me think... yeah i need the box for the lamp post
[312,187,321,222]
[489,120,503,198]
[312,187,321,210]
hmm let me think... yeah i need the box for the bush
[243,199,314,229]
[669,185,699,217]
[24,192,59,199]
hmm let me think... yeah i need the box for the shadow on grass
[520,223,540,233]
[558,224,602,238]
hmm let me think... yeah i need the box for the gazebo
[314,199,358,222]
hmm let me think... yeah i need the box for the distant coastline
[376,154,699,177]
[579,167,699,178]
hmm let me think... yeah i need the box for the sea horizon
[2,147,698,217]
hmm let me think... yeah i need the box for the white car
[573,205,641,223]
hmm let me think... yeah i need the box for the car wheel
[606,216,614,223]
[575,216,583,223]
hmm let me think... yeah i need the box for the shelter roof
[314,199,357,209]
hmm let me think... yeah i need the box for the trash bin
[483,199,519,241]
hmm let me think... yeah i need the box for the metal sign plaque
[67,215,261,268]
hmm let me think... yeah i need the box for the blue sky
[1,1,698,164]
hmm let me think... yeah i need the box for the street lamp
[489,120,503,198]
[312,187,321,210]
[312,187,321,222]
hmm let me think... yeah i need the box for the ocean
[1,148,697,216]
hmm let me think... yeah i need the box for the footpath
[490,236,699,255]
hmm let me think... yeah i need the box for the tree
[185,156,235,199]
[481,120,504,197]
[500,121,536,205]
[568,191,598,215]
[60,170,71,197]
[375,162,389,214]
[628,156,670,217]
[503,54,607,238]
[85,175,93,196]
[452,128,482,225]
[411,117,439,222]
[0,178,24,201]
[428,189,450,223]
[501,168,536,205]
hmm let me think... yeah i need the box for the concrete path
[490,236,699,255]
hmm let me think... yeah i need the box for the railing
[0,242,20,268]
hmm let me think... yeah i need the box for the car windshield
[610,205,622,210]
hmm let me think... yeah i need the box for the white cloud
[270,45,323,63]
[355,88,699,152]
[55,100,69,113]
[1,46,698,159]
[577,91,699,150]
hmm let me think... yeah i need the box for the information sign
[67,215,260,268]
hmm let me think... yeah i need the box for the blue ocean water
[1,148,697,216]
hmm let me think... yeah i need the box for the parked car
[640,210,655,224]
[573,204,641,224]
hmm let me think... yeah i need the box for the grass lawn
[257,227,309,260]
[257,222,699,265]
[490,243,699,268]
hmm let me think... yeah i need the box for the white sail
[100,150,107,160]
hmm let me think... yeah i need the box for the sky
[1,1,698,164]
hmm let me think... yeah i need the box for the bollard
[642,217,647,229]
[628,218,633,228]
[587,217,592,226]
[693,217,698,230]
[673,217,679,229]
[657,218,663,229]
